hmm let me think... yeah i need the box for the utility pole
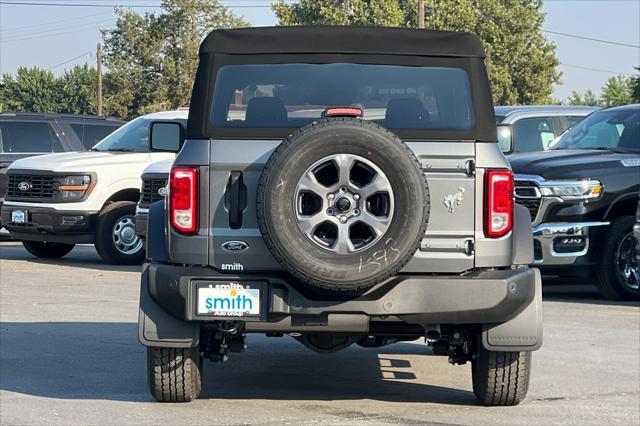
[418,0,425,29]
[96,43,103,116]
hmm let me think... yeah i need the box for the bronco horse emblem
[443,187,465,213]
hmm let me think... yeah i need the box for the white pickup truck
[0,110,187,264]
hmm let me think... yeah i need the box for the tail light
[170,167,198,234]
[484,169,514,238]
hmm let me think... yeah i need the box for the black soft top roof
[201,26,486,58]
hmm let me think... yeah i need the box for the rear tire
[22,241,74,258]
[94,201,144,265]
[147,347,202,403]
[594,217,639,300]
[472,346,531,406]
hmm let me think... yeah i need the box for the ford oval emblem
[18,181,31,191]
[158,186,168,197]
[222,241,249,252]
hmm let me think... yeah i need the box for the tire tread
[473,348,531,406]
[148,347,202,402]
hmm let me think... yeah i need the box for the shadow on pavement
[0,322,477,406]
[542,282,639,307]
[0,242,141,273]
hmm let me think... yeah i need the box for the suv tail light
[484,169,514,238]
[170,167,198,234]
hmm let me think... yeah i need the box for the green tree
[630,66,640,103]
[272,0,561,105]
[102,0,249,119]
[565,89,600,106]
[56,64,98,115]
[600,75,633,107]
[0,67,59,112]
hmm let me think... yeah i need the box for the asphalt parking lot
[1,240,639,426]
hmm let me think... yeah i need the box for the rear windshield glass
[211,63,475,131]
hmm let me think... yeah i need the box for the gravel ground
[1,241,639,425]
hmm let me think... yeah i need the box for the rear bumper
[0,204,97,243]
[139,262,542,351]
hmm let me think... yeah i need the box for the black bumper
[135,210,148,238]
[142,262,539,326]
[0,205,97,243]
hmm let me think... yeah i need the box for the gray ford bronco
[139,26,542,406]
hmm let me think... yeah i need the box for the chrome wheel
[112,215,143,255]
[616,231,640,291]
[294,154,394,254]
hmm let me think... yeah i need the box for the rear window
[211,63,475,131]
[70,123,121,149]
[0,121,63,153]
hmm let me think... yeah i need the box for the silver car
[496,105,600,154]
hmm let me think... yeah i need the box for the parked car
[0,110,186,264]
[139,26,542,406]
[135,158,172,239]
[635,191,640,265]
[509,104,640,300]
[0,113,125,225]
[496,105,600,154]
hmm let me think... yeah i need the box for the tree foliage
[563,74,637,107]
[0,65,97,114]
[102,0,249,119]
[565,89,600,106]
[273,0,561,105]
[631,67,640,104]
[0,67,59,113]
[600,75,633,107]
[57,64,98,114]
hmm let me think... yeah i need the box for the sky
[0,0,639,101]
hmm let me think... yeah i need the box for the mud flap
[138,264,199,348]
[482,268,542,352]
[512,204,534,266]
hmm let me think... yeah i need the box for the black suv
[0,112,124,221]
[139,27,542,406]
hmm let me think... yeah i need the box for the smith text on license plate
[197,283,260,316]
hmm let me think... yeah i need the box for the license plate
[197,283,260,316]
[11,210,26,224]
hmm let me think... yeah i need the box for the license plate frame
[11,210,27,224]
[195,281,265,319]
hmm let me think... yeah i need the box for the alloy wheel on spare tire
[94,201,145,265]
[257,118,429,291]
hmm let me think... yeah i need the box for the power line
[543,29,639,49]
[45,50,91,70]
[1,23,114,43]
[0,1,275,7]
[2,18,116,40]
[560,63,633,75]
[1,11,112,33]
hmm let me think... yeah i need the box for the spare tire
[257,118,429,291]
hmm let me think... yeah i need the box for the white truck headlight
[539,179,603,200]
[60,175,93,200]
